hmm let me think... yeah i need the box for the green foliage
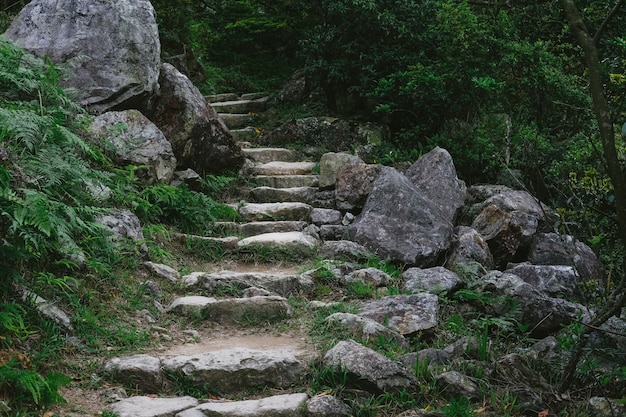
[442,396,474,417]
[0,361,70,408]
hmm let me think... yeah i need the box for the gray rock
[178,393,309,417]
[99,209,147,253]
[103,354,163,393]
[5,0,160,114]
[306,394,351,417]
[325,313,409,349]
[349,167,454,266]
[318,152,364,190]
[335,163,383,211]
[150,63,244,175]
[588,396,626,417]
[242,147,299,163]
[446,226,494,272]
[318,240,372,262]
[482,271,589,337]
[434,371,480,398]
[144,262,180,283]
[239,221,308,237]
[528,233,603,283]
[181,270,313,297]
[91,110,176,185]
[162,348,305,392]
[359,294,439,337]
[311,208,343,226]
[249,186,317,205]
[402,267,462,294]
[405,147,466,223]
[21,289,73,332]
[107,396,198,417]
[471,204,524,268]
[251,161,317,176]
[167,295,291,323]
[319,225,351,241]
[238,202,312,222]
[237,232,319,254]
[343,268,392,287]
[323,340,416,393]
[504,263,580,299]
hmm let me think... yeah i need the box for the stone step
[237,231,319,254]
[206,92,239,103]
[238,202,313,222]
[239,220,309,237]
[212,96,270,114]
[181,269,313,297]
[249,186,317,205]
[243,147,300,163]
[240,92,269,100]
[230,127,260,142]
[252,161,317,176]
[178,393,309,417]
[219,113,255,129]
[167,295,291,322]
[252,174,319,188]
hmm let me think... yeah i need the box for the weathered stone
[350,167,454,266]
[211,97,270,114]
[178,393,309,417]
[343,268,392,287]
[237,232,319,253]
[359,294,439,337]
[588,397,626,417]
[306,395,351,417]
[107,396,198,417]
[239,221,308,237]
[252,175,319,188]
[99,209,147,253]
[434,371,480,398]
[103,354,163,392]
[238,202,312,222]
[482,271,589,337]
[162,348,305,392]
[252,161,317,176]
[528,233,603,283]
[504,263,580,300]
[318,240,372,262]
[243,147,299,163]
[219,113,256,129]
[323,340,416,393]
[5,0,160,114]
[144,262,179,283]
[402,267,462,294]
[166,296,216,317]
[21,289,73,332]
[319,225,351,241]
[405,147,466,223]
[168,295,291,322]
[471,204,524,268]
[92,110,176,185]
[318,152,364,190]
[325,313,409,349]
[181,270,313,297]
[249,186,317,205]
[446,226,494,272]
[311,208,343,226]
[335,163,384,211]
[150,63,244,175]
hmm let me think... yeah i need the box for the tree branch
[593,0,625,45]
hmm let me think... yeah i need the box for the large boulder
[349,167,454,266]
[405,147,466,223]
[91,110,176,185]
[4,0,160,114]
[335,163,384,211]
[149,63,244,175]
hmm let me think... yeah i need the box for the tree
[558,0,626,392]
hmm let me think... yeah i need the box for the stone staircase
[102,94,355,417]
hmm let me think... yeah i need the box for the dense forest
[0,0,625,415]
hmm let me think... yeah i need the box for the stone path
[102,93,354,417]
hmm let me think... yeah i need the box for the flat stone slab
[167,295,291,322]
[238,202,312,222]
[177,393,309,417]
[162,348,306,392]
[211,97,269,113]
[243,147,299,163]
[182,270,314,297]
[108,396,199,417]
[239,221,308,237]
[219,113,255,129]
[359,294,439,337]
[249,186,317,204]
[238,232,319,252]
[252,161,317,176]
[174,233,239,249]
[103,354,163,392]
[253,175,319,188]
